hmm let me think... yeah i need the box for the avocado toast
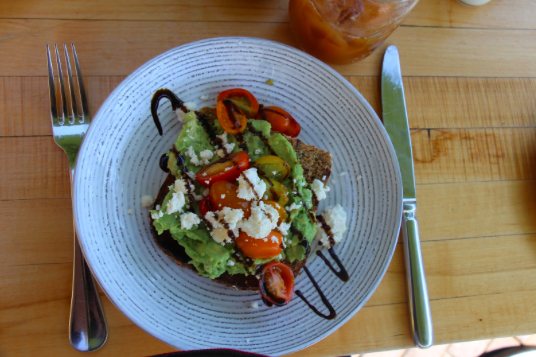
[148,89,332,294]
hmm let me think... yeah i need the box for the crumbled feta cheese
[155,204,161,210]
[205,180,210,185]
[316,204,347,246]
[187,171,196,180]
[282,239,287,248]
[322,175,326,181]
[255,149,261,155]
[193,193,204,201]
[277,222,291,236]
[175,109,186,123]
[246,301,259,309]
[224,167,232,172]
[237,201,278,239]
[339,172,347,176]
[185,146,201,166]
[211,227,231,243]
[205,207,244,230]
[224,142,235,153]
[127,209,134,215]
[174,179,189,194]
[199,149,214,164]
[166,191,186,214]
[199,94,209,101]
[184,102,197,112]
[272,171,277,175]
[286,202,301,211]
[141,195,154,208]
[312,179,330,200]
[215,148,226,158]
[227,259,235,266]
[263,195,268,200]
[180,212,201,230]
[237,168,266,201]
[217,132,228,144]
[203,188,209,196]
[151,210,164,220]
[221,194,226,199]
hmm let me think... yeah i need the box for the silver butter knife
[381,45,434,348]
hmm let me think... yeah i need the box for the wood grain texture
[1,0,533,30]
[0,20,535,77]
[3,76,535,138]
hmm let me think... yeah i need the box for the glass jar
[289,0,419,64]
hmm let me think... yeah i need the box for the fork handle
[69,170,107,352]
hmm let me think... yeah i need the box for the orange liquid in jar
[289,0,418,64]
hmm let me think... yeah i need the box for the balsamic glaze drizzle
[295,266,337,320]
[159,154,170,173]
[315,214,349,281]
[150,88,228,155]
[316,248,350,282]
[150,89,186,136]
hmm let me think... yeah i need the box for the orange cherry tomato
[263,200,287,225]
[284,116,301,137]
[257,106,291,133]
[216,99,248,134]
[195,151,250,187]
[218,88,259,118]
[259,262,295,306]
[235,231,282,259]
[209,180,251,218]
[199,196,214,216]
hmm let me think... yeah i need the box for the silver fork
[47,43,107,352]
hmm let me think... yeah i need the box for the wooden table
[1,1,535,356]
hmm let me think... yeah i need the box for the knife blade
[382,45,434,348]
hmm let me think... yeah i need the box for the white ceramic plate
[74,37,402,356]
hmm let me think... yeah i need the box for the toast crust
[148,127,332,291]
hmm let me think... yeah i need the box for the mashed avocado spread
[151,111,317,279]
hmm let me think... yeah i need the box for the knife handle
[402,202,434,348]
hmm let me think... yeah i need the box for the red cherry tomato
[199,196,214,216]
[195,151,250,187]
[209,180,251,218]
[284,116,301,137]
[218,88,259,118]
[235,231,282,259]
[256,106,290,133]
[259,262,295,306]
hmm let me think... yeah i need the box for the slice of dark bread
[149,136,332,291]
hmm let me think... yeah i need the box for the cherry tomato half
[259,262,295,306]
[196,151,250,187]
[216,99,248,134]
[199,196,214,216]
[263,177,289,207]
[257,106,290,133]
[236,231,282,259]
[218,88,259,118]
[284,116,301,137]
[253,155,291,182]
[209,180,251,218]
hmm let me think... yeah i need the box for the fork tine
[71,43,89,122]
[63,44,79,121]
[46,45,59,125]
[54,44,69,123]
